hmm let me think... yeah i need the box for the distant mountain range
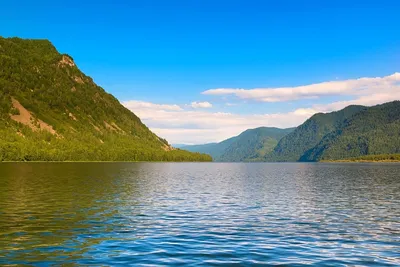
[1,37,399,162]
[181,127,294,162]
[0,37,211,162]
[182,101,400,162]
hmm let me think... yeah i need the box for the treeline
[0,124,211,162]
[326,154,400,162]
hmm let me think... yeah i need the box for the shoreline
[0,160,212,163]
[322,160,400,163]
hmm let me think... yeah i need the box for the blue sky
[2,0,400,144]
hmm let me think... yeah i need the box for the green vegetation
[323,154,400,162]
[265,102,400,162]
[265,105,365,162]
[181,138,237,161]
[194,101,400,163]
[303,101,400,161]
[3,36,397,163]
[0,37,211,162]
[182,127,294,161]
[219,127,294,162]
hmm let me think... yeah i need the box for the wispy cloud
[225,102,237,106]
[202,73,400,103]
[122,73,400,144]
[123,100,183,111]
[122,100,313,144]
[190,101,213,108]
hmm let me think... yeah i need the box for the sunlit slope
[0,37,211,161]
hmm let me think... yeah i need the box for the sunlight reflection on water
[0,162,399,266]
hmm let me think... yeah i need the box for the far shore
[0,161,213,163]
[322,160,400,163]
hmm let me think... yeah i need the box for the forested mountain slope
[0,37,211,161]
[182,127,293,161]
[265,105,366,162]
[218,127,294,161]
[301,101,400,161]
[265,102,400,162]
[180,137,238,161]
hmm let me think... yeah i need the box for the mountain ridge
[182,127,294,161]
[265,105,367,162]
[265,101,400,162]
[300,101,400,161]
[0,37,211,161]
[182,101,400,162]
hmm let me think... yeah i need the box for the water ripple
[0,162,399,266]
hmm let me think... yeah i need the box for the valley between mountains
[1,37,399,162]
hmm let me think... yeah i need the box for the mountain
[171,144,191,148]
[182,127,294,161]
[181,139,236,161]
[301,101,400,161]
[266,101,400,162]
[218,127,295,161]
[0,37,211,162]
[265,105,366,162]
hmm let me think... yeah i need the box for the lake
[0,162,399,266]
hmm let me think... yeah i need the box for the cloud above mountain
[123,100,183,111]
[121,101,312,144]
[202,73,400,103]
[123,73,400,144]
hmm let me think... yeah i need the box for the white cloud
[122,100,311,144]
[123,100,183,111]
[202,73,400,103]
[311,93,400,113]
[190,101,213,108]
[122,73,400,145]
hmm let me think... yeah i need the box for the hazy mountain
[182,127,294,161]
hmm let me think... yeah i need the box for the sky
[2,0,400,144]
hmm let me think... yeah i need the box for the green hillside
[0,37,211,162]
[265,105,366,162]
[265,101,400,162]
[182,127,293,161]
[301,101,400,161]
[323,154,400,162]
[218,127,294,161]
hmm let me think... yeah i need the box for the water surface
[0,163,399,266]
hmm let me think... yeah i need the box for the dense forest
[323,154,400,162]
[301,101,400,161]
[265,102,400,162]
[182,127,294,162]
[0,37,211,162]
[265,106,366,162]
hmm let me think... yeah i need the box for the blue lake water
[0,162,399,266]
